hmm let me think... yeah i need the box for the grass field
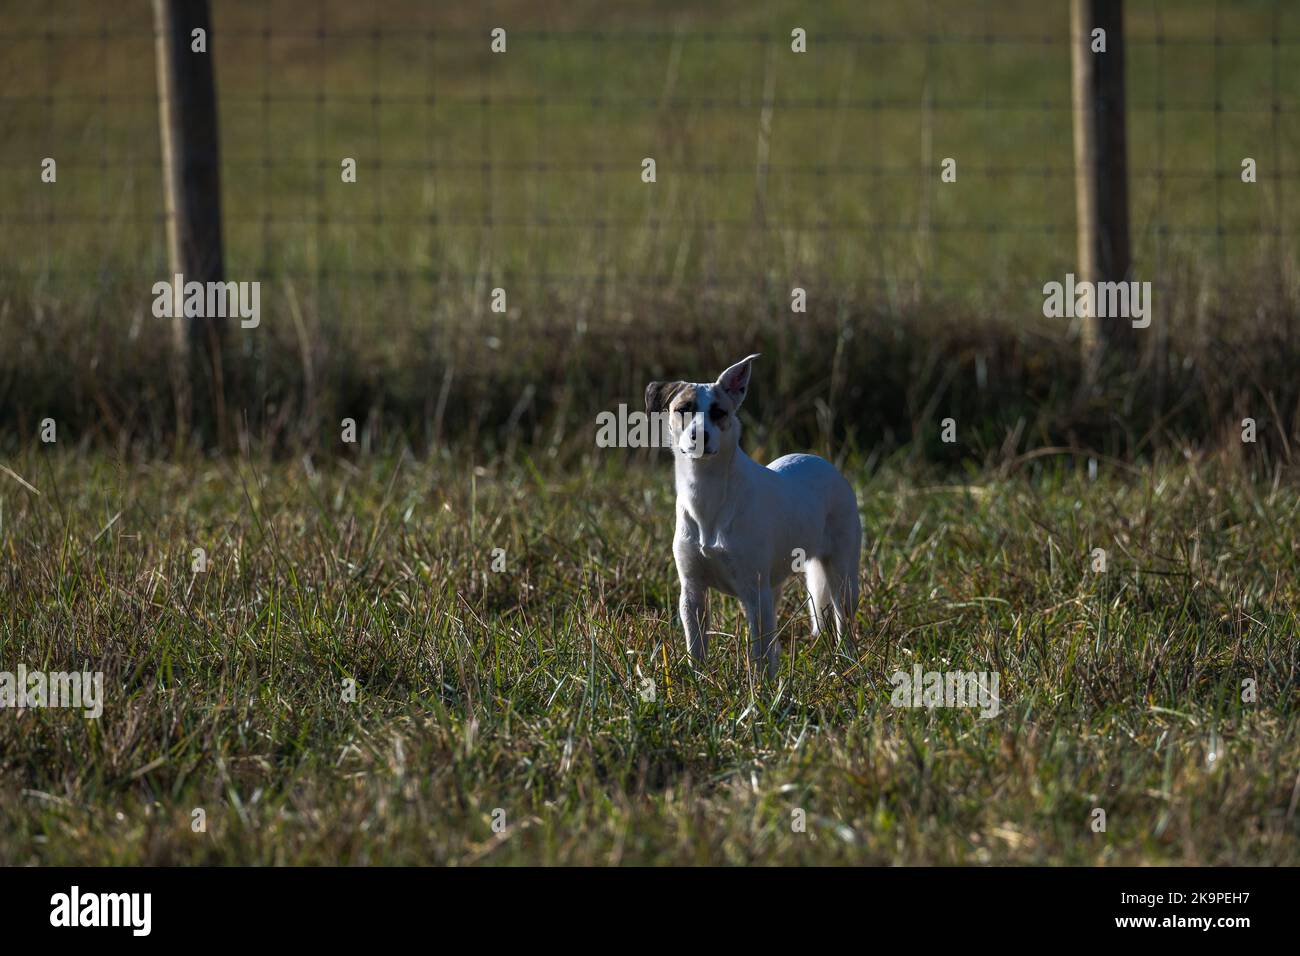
[1,447,1297,864]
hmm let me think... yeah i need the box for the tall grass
[0,449,1296,863]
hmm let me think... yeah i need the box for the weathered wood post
[153,0,227,444]
[1071,0,1135,373]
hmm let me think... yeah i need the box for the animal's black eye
[677,404,695,415]
[709,406,727,420]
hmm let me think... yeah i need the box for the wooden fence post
[1071,0,1135,373]
[153,0,227,444]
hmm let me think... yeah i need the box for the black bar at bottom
[0,865,1278,942]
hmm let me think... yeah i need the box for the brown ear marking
[645,380,688,414]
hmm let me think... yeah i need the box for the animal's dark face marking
[645,380,693,416]
[668,385,700,412]
[646,382,707,438]
[667,385,704,437]
[706,388,734,430]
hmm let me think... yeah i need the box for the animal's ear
[645,380,686,414]
[715,354,760,408]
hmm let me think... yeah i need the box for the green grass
[1,446,1296,864]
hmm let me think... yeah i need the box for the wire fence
[1,0,1297,357]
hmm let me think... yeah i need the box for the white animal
[645,355,862,679]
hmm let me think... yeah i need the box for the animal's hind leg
[804,559,833,640]
[823,552,860,658]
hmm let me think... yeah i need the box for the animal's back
[767,451,859,530]
[768,453,852,500]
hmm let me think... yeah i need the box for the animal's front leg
[742,584,780,680]
[679,583,710,665]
